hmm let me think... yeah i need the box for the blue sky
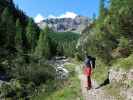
[13,0,99,22]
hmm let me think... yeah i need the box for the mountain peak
[37,15,90,33]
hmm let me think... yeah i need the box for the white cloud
[47,12,77,19]
[34,14,45,23]
[34,12,78,23]
[59,12,77,19]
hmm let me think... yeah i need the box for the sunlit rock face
[109,68,133,100]
[37,15,91,33]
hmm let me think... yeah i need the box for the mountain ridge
[37,15,91,33]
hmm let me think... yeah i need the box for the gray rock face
[109,69,127,83]
[48,56,69,80]
[37,16,90,33]
[109,68,133,100]
[109,68,133,83]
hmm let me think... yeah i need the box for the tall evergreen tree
[107,0,133,39]
[99,0,106,20]
[0,7,15,50]
[26,18,38,52]
[15,19,23,53]
[35,26,50,59]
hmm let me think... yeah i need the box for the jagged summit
[37,15,91,33]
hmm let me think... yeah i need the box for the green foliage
[35,26,51,59]
[74,52,82,61]
[99,0,107,20]
[113,54,133,70]
[32,62,83,100]
[0,79,36,99]
[78,0,133,63]
[104,82,125,100]
[118,36,129,48]
[48,32,80,57]
[15,19,23,53]
[0,7,15,49]
[26,18,39,52]
[92,59,108,84]
[0,0,57,99]
[0,55,56,99]
[108,0,133,38]
[10,56,55,85]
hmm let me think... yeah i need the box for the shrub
[74,52,82,61]
[113,54,133,70]
[92,58,108,84]
[11,56,55,85]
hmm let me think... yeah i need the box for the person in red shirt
[83,56,93,90]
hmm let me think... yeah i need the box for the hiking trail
[76,65,117,100]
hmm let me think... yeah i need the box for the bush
[92,58,109,84]
[74,52,82,61]
[113,54,133,70]
[10,56,55,85]
[0,79,36,99]
[0,56,56,99]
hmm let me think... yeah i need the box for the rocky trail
[76,66,117,100]
[80,75,116,100]
[54,58,116,100]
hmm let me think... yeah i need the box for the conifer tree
[15,19,23,53]
[35,26,50,59]
[0,7,15,49]
[26,18,38,52]
[99,0,106,20]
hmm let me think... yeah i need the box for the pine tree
[108,0,133,38]
[15,19,23,53]
[26,18,38,52]
[0,7,15,49]
[35,26,50,59]
[99,0,106,20]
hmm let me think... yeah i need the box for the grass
[43,76,82,100]
[112,54,133,71]
[104,83,125,100]
[32,62,83,100]
[92,59,109,84]
[104,54,133,99]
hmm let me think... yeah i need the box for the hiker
[83,55,95,90]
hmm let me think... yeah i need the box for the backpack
[85,58,91,67]
[91,57,96,69]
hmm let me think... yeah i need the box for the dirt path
[76,65,117,100]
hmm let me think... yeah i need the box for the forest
[0,0,133,100]
[0,0,80,99]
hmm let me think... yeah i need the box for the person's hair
[87,56,92,59]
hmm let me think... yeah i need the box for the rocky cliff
[37,15,90,33]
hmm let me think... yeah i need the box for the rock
[126,88,133,100]
[109,68,133,100]
[127,69,133,80]
[109,68,127,83]
[37,15,90,33]
[120,88,133,100]
[109,68,133,83]
[56,66,69,80]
